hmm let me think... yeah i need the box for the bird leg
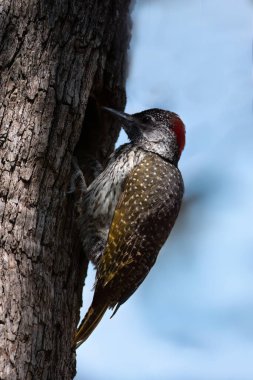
[87,239,106,268]
[81,154,104,181]
[67,157,87,195]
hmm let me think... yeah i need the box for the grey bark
[0,1,131,379]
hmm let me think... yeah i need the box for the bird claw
[67,157,87,195]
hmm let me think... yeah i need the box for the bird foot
[67,157,87,195]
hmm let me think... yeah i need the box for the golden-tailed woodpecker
[75,107,185,348]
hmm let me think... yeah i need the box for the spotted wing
[96,153,184,308]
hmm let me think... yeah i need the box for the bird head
[103,107,185,164]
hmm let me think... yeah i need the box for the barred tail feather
[75,303,108,348]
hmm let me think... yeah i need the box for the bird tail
[74,301,108,349]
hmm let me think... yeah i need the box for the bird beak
[102,107,142,141]
[102,107,134,123]
[102,107,140,140]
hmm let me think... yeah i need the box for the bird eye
[142,115,153,123]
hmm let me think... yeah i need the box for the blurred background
[76,0,253,379]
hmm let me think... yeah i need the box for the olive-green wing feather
[96,154,183,309]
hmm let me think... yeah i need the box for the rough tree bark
[0,1,131,379]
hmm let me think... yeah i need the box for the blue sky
[76,1,253,379]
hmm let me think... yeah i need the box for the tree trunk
[0,1,131,379]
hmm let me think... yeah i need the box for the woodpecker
[75,107,185,348]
